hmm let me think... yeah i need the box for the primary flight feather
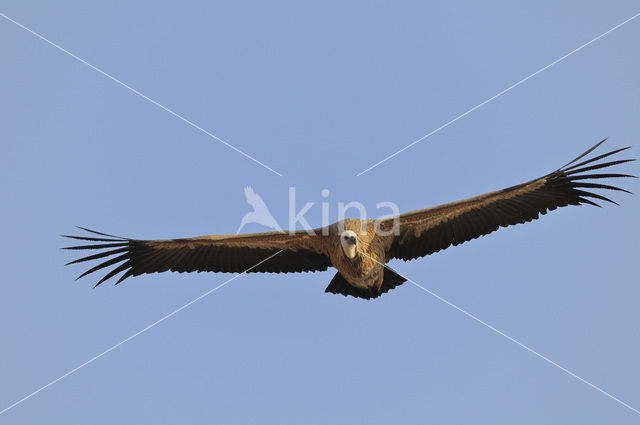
[64,140,634,299]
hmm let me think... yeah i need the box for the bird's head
[340,230,358,259]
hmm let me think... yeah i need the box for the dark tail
[324,267,407,300]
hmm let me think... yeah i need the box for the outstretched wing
[383,139,635,261]
[63,228,331,287]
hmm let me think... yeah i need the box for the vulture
[64,140,634,299]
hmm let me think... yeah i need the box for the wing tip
[64,227,134,287]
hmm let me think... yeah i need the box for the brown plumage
[64,140,634,299]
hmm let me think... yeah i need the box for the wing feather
[386,140,634,261]
[63,229,331,287]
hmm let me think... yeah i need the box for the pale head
[340,230,358,259]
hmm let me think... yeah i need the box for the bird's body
[64,140,634,299]
[325,219,391,291]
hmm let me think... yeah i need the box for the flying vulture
[64,140,634,299]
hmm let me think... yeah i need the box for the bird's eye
[343,235,348,239]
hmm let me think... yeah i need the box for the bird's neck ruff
[343,244,357,259]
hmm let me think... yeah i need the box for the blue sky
[1,1,639,423]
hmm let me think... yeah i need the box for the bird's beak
[349,236,357,245]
